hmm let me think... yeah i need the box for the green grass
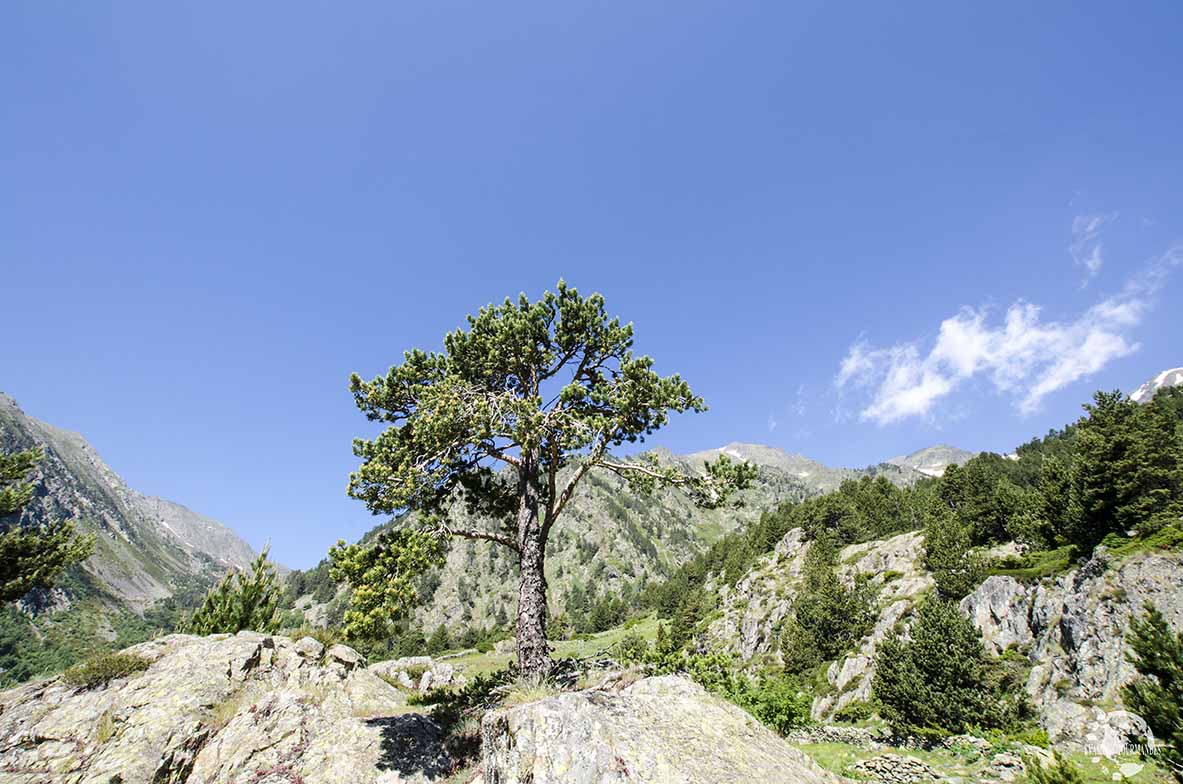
[443,614,662,677]
[1103,525,1183,560]
[63,652,150,689]
[794,741,1174,784]
[988,546,1075,581]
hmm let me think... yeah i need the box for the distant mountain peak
[685,442,932,492]
[1130,367,1183,404]
[885,444,977,478]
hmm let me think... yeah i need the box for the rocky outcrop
[0,632,454,783]
[369,656,467,693]
[961,549,1183,752]
[706,528,933,720]
[480,675,850,784]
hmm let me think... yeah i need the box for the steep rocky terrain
[0,392,257,609]
[962,549,1181,752]
[0,393,259,683]
[705,529,933,718]
[704,525,1182,751]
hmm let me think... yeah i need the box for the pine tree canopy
[339,280,755,676]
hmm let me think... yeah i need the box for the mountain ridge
[0,391,257,611]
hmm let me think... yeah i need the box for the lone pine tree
[339,281,754,679]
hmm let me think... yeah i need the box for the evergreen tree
[939,454,1026,545]
[1123,605,1183,781]
[329,528,445,640]
[1,447,94,602]
[1068,390,1182,549]
[341,281,754,679]
[923,500,985,600]
[782,533,876,673]
[426,623,451,655]
[184,546,282,635]
[872,599,1000,739]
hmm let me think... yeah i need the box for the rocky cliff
[962,548,1182,751]
[705,526,1183,749]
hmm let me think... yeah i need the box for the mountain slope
[0,392,266,684]
[1131,366,1183,403]
[0,392,256,611]
[389,455,813,632]
[305,442,947,634]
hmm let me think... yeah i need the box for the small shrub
[1020,754,1085,784]
[207,690,254,731]
[94,710,116,744]
[500,678,562,707]
[1009,727,1050,749]
[64,652,150,690]
[184,547,282,635]
[833,700,875,724]
[288,626,342,650]
[614,632,649,664]
[739,675,812,734]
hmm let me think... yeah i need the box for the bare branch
[548,434,610,529]
[599,459,691,484]
[433,522,520,553]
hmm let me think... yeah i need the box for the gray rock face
[707,527,933,721]
[480,675,850,784]
[0,632,453,783]
[961,549,1183,751]
[960,576,1033,654]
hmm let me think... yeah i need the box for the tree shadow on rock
[366,713,455,778]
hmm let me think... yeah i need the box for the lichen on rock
[480,674,850,784]
[0,631,454,783]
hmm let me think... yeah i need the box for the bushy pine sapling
[185,546,282,635]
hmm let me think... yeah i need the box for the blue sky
[3,2,1181,568]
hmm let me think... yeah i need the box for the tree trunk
[515,453,552,681]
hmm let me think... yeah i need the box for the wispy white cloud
[1070,212,1116,283]
[791,383,808,417]
[767,414,778,432]
[836,246,1181,425]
